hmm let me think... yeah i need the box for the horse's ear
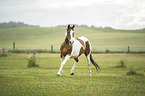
[72,25,75,29]
[67,24,70,29]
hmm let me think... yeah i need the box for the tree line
[56,24,114,29]
[0,21,39,28]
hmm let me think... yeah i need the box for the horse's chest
[62,46,72,55]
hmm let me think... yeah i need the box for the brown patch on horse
[60,38,72,57]
[66,29,71,41]
[76,37,86,56]
[79,47,85,56]
[85,41,90,56]
[76,37,85,47]
[67,28,72,32]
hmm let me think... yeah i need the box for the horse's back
[76,36,89,42]
[76,36,91,55]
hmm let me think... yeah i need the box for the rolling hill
[0,27,145,52]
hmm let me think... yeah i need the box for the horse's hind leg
[86,54,92,77]
[70,58,79,75]
[85,41,92,77]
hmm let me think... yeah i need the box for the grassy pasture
[0,53,145,96]
[0,27,145,52]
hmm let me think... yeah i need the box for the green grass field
[0,53,145,96]
[0,27,145,52]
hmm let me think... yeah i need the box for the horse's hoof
[56,74,61,76]
[89,74,92,77]
[70,73,74,75]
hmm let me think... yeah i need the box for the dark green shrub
[27,55,39,67]
[126,69,136,75]
[105,49,110,53]
[116,60,127,68]
[126,69,143,76]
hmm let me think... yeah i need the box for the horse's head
[65,24,75,45]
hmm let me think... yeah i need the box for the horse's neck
[64,37,75,44]
[64,37,74,49]
[64,37,69,44]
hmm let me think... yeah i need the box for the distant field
[0,27,145,52]
[0,53,145,96]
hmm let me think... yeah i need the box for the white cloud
[114,0,145,29]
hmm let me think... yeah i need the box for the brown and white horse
[56,24,100,76]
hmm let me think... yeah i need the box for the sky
[0,0,145,29]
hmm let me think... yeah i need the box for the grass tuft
[126,69,137,75]
[115,60,127,68]
[126,69,144,76]
[0,54,7,57]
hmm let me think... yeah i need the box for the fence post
[51,45,53,52]
[33,52,35,57]
[2,48,5,55]
[128,46,130,53]
[13,42,15,50]
[33,52,36,61]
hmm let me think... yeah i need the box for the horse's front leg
[56,55,71,76]
[61,57,64,73]
[70,58,79,75]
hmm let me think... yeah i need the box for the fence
[91,46,145,53]
[1,42,145,53]
[4,46,145,54]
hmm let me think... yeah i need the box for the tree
[90,25,95,28]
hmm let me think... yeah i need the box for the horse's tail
[90,54,100,71]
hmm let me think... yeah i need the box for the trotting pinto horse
[56,24,100,76]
